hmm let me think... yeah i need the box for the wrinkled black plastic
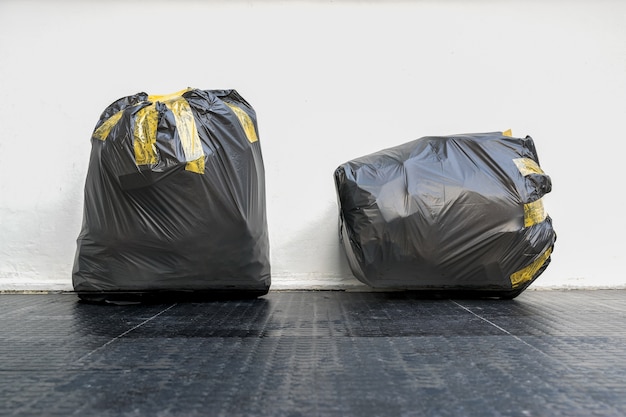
[334,132,556,298]
[73,89,270,302]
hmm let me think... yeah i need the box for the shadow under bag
[73,88,270,303]
[334,131,556,299]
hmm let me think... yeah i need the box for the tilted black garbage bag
[334,131,556,298]
[73,88,271,302]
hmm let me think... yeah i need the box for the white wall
[1,0,625,291]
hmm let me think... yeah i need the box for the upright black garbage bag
[73,88,271,302]
[334,131,556,298]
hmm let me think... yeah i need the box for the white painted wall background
[1,0,624,291]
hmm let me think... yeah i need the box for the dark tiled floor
[1,290,625,416]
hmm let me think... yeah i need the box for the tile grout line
[76,303,178,364]
[452,300,582,374]
[451,300,545,352]
[451,300,580,372]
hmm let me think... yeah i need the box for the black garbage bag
[73,88,271,302]
[334,131,555,298]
